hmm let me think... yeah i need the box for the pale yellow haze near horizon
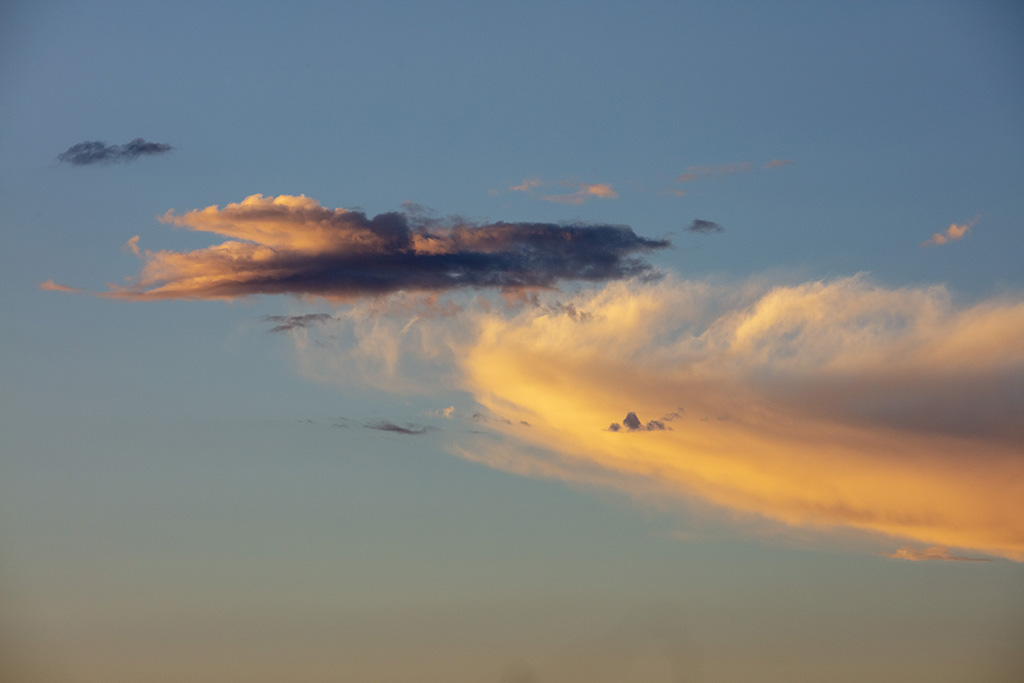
[457,276,1024,560]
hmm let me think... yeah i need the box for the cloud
[509,178,542,193]
[38,279,81,294]
[542,182,618,205]
[124,235,142,256]
[921,219,976,247]
[262,313,336,333]
[677,162,752,183]
[363,419,437,435]
[222,272,1024,559]
[609,412,667,432]
[883,546,992,562]
[504,178,618,204]
[57,138,172,165]
[764,159,793,169]
[47,194,669,301]
[684,219,723,234]
[454,275,1024,560]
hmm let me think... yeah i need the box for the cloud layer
[57,138,173,165]
[287,275,1024,559]
[456,275,1024,559]
[59,194,669,301]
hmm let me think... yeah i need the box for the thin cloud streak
[884,546,992,562]
[685,219,723,234]
[38,279,81,294]
[505,178,619,204]
[363,419,437,435]
[46,194,669,301]
[57,138,173,165]
[542,183,618,205]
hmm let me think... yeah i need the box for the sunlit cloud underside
[296,276,1024,560]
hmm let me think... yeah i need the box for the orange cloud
[542,182,619,205]
[38,279,80,294]
[764,159,793,169]
[501,178,619,204]
[454,276,1024,560]
[884,546,991,562]
[921,218,976,247]
[287,275,1024,559]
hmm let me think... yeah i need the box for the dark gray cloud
[57,138,173,165]
[685,219,723,234]
[609,412,667,432]
[363,419,437,435]
[262,313,336,333]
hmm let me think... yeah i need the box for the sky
[1,1,1023,681]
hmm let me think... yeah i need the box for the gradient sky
[2,2,1023,682]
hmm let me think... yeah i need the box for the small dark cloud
[545,301,592,322]
[262,313,335,333]
[472,412,513,425]
[609,411,668,432]
[363,419,437,435]
[685,219,724,234]
[57,138,173,165]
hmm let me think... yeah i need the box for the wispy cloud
[262,313,336,333]
[542,182,618,205]
[764,159,793,169]
[363,419,437,435]
[684,219,723,234]
[921,218,977,247]
[509,178,542,192]
[883,546,991,562]
[57,138,173,165]
[38,279,81,294]
[426,406,456,418]
[505,178,619,204]
[45,194,669,301]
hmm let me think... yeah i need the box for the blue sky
[2,2,1023,681]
